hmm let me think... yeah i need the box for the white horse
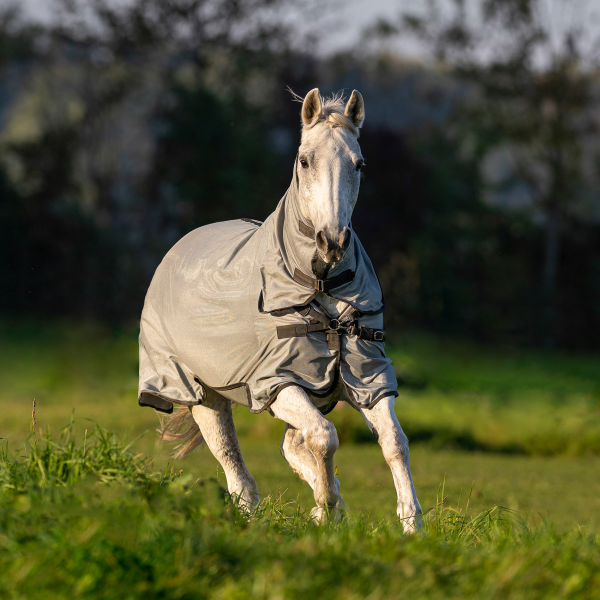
[154,89,422,532]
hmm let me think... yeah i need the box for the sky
[18,0,600,61]
[19,0,416,56]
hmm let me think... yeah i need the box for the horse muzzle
[316,227,351,263]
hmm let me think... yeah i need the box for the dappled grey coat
[138,172,398,415]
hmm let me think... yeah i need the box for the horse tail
[157,406,205,459]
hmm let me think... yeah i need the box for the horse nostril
[316,230,328,254]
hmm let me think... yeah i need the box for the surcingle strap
[276,306,385,350]
[293,267,355,293]
[277,320,385,342]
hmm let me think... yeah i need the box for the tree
[396,0,600,344]
[0,0,306,320]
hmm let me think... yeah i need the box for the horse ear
[302,88,322,127]
[344,90,365,129]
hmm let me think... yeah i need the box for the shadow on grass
[340,421,526,453]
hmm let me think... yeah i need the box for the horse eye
[300,159,309,169]
[356,161,364,171]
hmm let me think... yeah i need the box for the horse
[138,88,422,532]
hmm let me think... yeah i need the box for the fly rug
[138,89,423,532]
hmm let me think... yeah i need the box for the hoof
[400,517,424,535]
[398,503,423,534]
[230,490,260,515]
[310,506,342,524]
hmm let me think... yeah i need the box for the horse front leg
[280,423,347,512]
[360,396,422,533]
[271,386,343,523]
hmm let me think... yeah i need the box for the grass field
[2,320,600,598]
[1,422,599,599]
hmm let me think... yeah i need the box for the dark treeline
[1,0,599,349]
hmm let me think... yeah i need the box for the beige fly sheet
[138,172,397,415]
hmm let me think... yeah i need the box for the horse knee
[280,426,301,458]
[305,421,339,459]
[378,427,409,463]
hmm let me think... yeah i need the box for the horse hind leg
[160,390,259,510]
[191,390,259,510]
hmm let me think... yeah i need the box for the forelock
[297,91,360,141]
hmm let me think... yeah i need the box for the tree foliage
[397,0,600,344]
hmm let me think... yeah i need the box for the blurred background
[1,0,600,529]
[3,0,600,346]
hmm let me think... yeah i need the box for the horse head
[296,88,365,265]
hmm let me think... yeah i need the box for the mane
[289,88,360,139]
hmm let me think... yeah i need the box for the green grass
[2,319,600,597]
[1,427,599,599]
[388,335,600,456]
[1,320,600,530]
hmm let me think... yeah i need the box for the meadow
[1,320,600,598]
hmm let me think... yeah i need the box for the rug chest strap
[276,319,385,347]
[293,268,355,293]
